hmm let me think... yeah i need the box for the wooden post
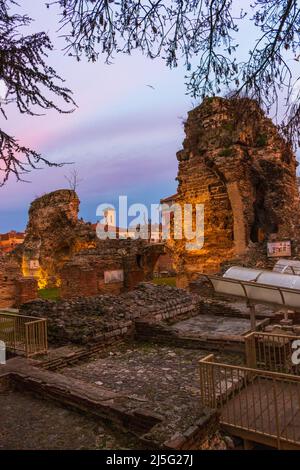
[245,333,257,368]
[247,302,256,331]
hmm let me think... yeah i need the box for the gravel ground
[61,342,242,441]
[0,390,145,450]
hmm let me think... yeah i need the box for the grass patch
[38,287,60,301]
[152,277,176,287]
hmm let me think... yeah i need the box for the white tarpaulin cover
[207,266,300,310]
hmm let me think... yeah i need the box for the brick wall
[0,255,37,308]
[20,283,198,346]
[15,277,38,306]
[60,240,164,299]
[169,97,300,286]
[163,409,221,450]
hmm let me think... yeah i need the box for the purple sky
[0,2,298,232]
[0,1,195,231]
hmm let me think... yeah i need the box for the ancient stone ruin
[60,240,163,298]
[21,282,197,345]
[0,230,25,254]
[4,98,300,451]
[19,189,96,288]
[170,97,300,286]
[16,189,164,296]
[0,254,37,308]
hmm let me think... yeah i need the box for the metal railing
[245,331,300,375]
[205,273,300,311]
[0,312,47,358]
[199,354,300,449]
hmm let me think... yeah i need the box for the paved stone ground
[169,314,265,338]
[0,390,145,450]
[61,343,242,442]
[224,301,276,319]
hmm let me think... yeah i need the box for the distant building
[160,193,178,226]
[0,230,25,253]
[160,193,179,240]
[95,201,179,242]
[95,207,162,241]
[103,207,116,227]
[147,223,161,243]
[92,222,137,240]
[151,194,178,274]
[160,193,178,207]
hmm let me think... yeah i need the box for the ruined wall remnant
[60,239,164,299]
[20,190,97,288]
[0,254,37,308]
[153,253,175,276]
[170,97,300,287]
[0,231,25,254]
[16,189,164,293]
[20,283,197,345]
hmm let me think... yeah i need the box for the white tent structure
[205,266,300,330]
[273,259,300,275]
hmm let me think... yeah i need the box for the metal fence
[199,354,300,449]
[245,331,300,374]
[0,312,47,358]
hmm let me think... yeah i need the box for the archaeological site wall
[19,189,97,289]
[170,97,300,287]
[60,240,164,298]
[16,189,164,295]
[0,255,37,308]
[20,283,197,345]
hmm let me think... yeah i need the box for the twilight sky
[0,1,298,232]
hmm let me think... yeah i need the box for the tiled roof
[160,193,178,204]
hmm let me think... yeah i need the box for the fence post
[0,313,47,357]
[272,379,281,450]
[44,320,48,354]
[206,362,215,408]
[249,304,257,331]
[199,363,205,406]
[245,333,257,369]
[13,318,16,351]
[25,323,29,358]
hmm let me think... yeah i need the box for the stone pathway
[0,390,144,450]
[61,343,241,442]
[170,314,265,338]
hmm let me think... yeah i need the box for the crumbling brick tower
[171,97,300,287]
[20,190,97,288]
